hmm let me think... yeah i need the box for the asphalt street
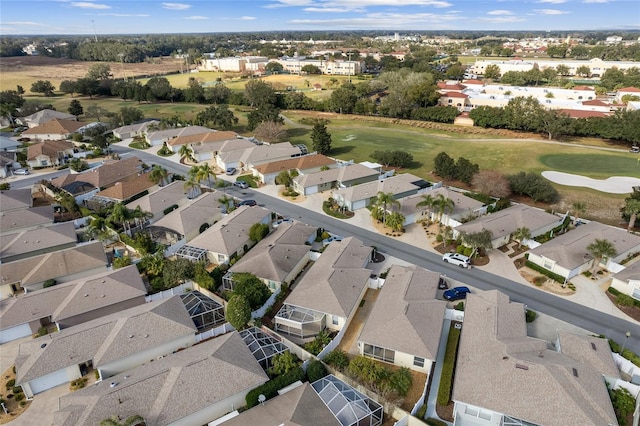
[16,145,640,353]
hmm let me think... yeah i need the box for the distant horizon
[1,0,639,36]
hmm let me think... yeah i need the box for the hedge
[607,287,640,309]
[245,366,306,408]
[437,326,461,406]
[525,260,565,284]
[426,418,448,426]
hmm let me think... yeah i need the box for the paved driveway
[0,336,30,374]
[7,384,68,426]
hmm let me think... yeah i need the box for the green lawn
[539,153,640,177]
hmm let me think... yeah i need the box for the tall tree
[433,193,455,223]
[571,202,586,225]
[68,99,83,118]
[99,415,145,426]
[196,163,216,188]
[586,239,617,273]
[244,79,276,108]
[462,229,493,257]
[194,105,237,130]
[178,144,195,163]
[512,227,531,249]
[372,191,400,225]
[0,90,25,126]
[226,295,251,330]
[149,164,169,186]
[416,194,436,221]
[623,199,640,231]
[30,80,55,97]
[310,119,332,155]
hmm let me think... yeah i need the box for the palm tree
[571,202,586,225]
[416,194,436,222]
[623,199,640,231]
[178,144,195,163]
[183,178,201,199]
[196,163,216,189]
[433,194,455,225]
[586,238,617,274]
[149,165,169,187]
[512,227,531,249]
[218,195,235,213]
[386,211,406,233]
[372,192,399,225]
[100,415,145,426]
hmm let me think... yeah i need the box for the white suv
[442,252,471,268]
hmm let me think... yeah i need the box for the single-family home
[19,109,76,128]
[399,187,486,227]
[165,129,239,153]
[332,173,428,211]
[293,163,380,196]
[92,173,157,204]
[528,221,640,281]
[616,86,640,102]
[0,265,146,343]
[178,205,272,265]
[0,221,78,263]
[0,152,20,179]
[125,181,190,223]
[0,205,52,235]
[52,331,269,426]
[216,142,303,173]
[26,140,75,168]
[452,290,617,426]
[610,261,640,301]
[15,295,197,398]
[111,120,160,140]
[21,119,86,141]
[0,135,23,152]
[223,222,318,292]
[357,265,446,374]
[0,241,108,298]
[148,191,227,247]
[252,154,336,185]
[145,125,212,147]
[275,237,373,340]
[454,204,564,249]
[222,376,383,426]
[0,188,32,212]
[190,137,256,163]
[50,156,145,202]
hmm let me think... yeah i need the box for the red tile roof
[437,82,466,91]
[442,92,469,99]
[618,87,640,93]
[573,86,594,91]
[560,109,609,119]
[462,80,484,85]
[581,100,610,107]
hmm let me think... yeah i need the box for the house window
[543,260,553,270]
[217,254,225,263]
[413,356,425,368]
[331,315,339,326]
[363,343,395,363]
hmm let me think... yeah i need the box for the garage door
[352,200,367,211]
[0,323,32,344]
[305,186,318,196]
[29,368,70,395]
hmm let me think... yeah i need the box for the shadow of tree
[286,128,311,138]
[329,145,355,156]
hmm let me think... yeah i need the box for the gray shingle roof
[0,222,77,260]
[150,191,225,237]
[358,265,446,361]
[0,206,52,233]
[613,259,640,282]
[0,284,74,330]
[452,290,617,426]
[229,222,317,282]
[294,164,379,188]
[53,332,268,426]
[333,173,422,203]
[146,126,212,142]
[0,189,32,212]
[125,181,188,217]
[284,237,372,318]
[399,187,485,218]
[15,296,196,384]
[529,221,640,270]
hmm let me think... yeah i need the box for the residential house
[148,192,227,248]
[190,137,256,163]
[216,142,303,174]
[21,119,85,142]
[0,152,19,179]
[439,92,470,111]
[528,221,640,281]
[252,154,336,185]
[0,265,146,343]
[610,261,640,301]
[332,173,428,211]
[51,156,145,202]
[223,222,318,292]
[0,241,108,298]
[19,109,76,128]
[111,120,160,140]
[179,205,272,265]
[616,86,640,102]
[92,173,157,204]
[452,290,617,426]
[26,140,75,168]
[454,204,564,249]
[293,163,380,196]
[0,189,33,212]
[0,135,23,152]
[145,126,212,147]
[0,221,78,263]
[275,237,373,339]
[53,332,269,426]
[165,129,240,153]
[0,205,52,235]
[400,187,486,227]
[358,265,446,374]
[125,181,190,223]
[15,296,197,398]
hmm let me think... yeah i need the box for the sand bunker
[542,171,640,194]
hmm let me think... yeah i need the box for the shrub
[533,276,546,286]
[14,393,24,402]
[610,387,636,426]
[437,326,461,406]
[323,349,350,371]
[304,330,332,355]
[388,367,412,397]
[454,302,465,311]
[5,379,15,389]
[20,400,26,406]
[617,294,636,307]
[268,351,300,377]
[43,278,57,288]
[525,260,565,283]
[12,386,22,394]
[608,287,640,308]
[306,360,328,383]
[525,309,537,323]
[246,366,306,408]
[426,418,448,426]
[95,370,100,380]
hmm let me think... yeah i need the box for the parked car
[233,181,249,189]
[442,252,471,268]
[226,167,237,175]
[13,168,29,175]
[630,146,640,153]
[322,234,344,246]
[443,286,471,301]
[237,199,257,207]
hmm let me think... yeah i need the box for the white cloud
[534,8,570,14]
[70,2,111,9]
[477,15,526,23]
[303,7,358,12]
[537,0,567,3]
[162,2,191,10]
[487,10,513,15]
[583,0,609,3]
[184,15,208,20]
[97,13,150,17]
[289,12,459,29]
[269,0,452,10]
[239,16,257,20]
[3,21,50,26]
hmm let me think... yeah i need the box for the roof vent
[40,343,47,349]
[538,352,544,358]
[502,356,509,360]
[515,363,529,370]
[101,294,105,298]
[590,342,597,351]
[110,382,118,388]
[84,294,89,297]
[572,368,579,377]
[129,334,134,338]
[101,280,106,283]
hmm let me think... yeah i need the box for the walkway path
[424,319,453,426]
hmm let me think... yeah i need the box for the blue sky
[1,0,638,35]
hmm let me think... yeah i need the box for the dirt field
[0,56,184,91]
